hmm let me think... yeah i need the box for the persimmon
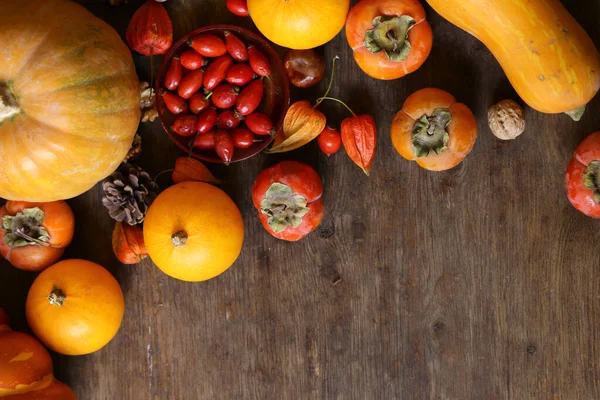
[566,131,600,218]
[4,379,76,400]
[252,161,324,241]
[26,259,125,356]
[346,0,432,80]
[391,88,477,171]
[0,201,74,271]
[0,308,54,397]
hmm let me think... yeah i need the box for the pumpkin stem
[0,81,21,124]
[565,106,586,122]
[47,287,66,307]
[364,15,416,62]
[2,207,52,248]
[583,161,600,204]
[412,108,452,157]
[171,230,188,247]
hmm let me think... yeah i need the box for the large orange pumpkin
[25,259,125,356]
[0,308,54,397]
[144,181,244,282]
[425,0,600,118]
[4,379,76,400]
[0,0,140,201]
[247,0,350,49]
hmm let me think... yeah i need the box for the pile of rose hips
[160,31,274,162]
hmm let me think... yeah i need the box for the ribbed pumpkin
[4,379,77,400]
[0,0,140,201]
[0,308,54,397]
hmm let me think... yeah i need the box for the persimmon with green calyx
[26,259,125,356]
[390,88,477,171]
[252,161,324,241]
[0,201,75,271]
[0,307,54,397]
[346,0,433,80]
[566,131,600,218]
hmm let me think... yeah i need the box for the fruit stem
[0,81,20,123]
[315,96,357,117]
[314,56,339,109]
[153,168,174,184]
[565,106,586,121]
[47,287,66,307]
[171,230,188,247]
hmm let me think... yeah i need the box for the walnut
[139,81,157,123]
[488,99,525,140]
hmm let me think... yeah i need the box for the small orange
[26,259,125,356]
[143,181,244,282]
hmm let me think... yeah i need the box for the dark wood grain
[2,0,600,399]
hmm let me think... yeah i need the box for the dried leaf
[172,157,221,184]
[266,101,326,153]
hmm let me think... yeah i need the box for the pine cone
[102,163,159,226]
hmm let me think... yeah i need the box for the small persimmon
[346,0,432,80]
[391,88,478,171]
[0,201,74,271]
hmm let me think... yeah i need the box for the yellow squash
[426,0,600,119]
[0,0,140,201]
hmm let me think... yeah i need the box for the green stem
[565,106,586,121]
[315,96,357,117]
[314,56,339,108]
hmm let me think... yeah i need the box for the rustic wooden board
[2,0,600,398]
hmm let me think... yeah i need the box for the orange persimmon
[0,201,74,271]
[565,131,600,218]
[346,0,432,80]
[391,88,477,171]
[0,308,54,397]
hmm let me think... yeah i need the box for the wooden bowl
[155,25,290,164]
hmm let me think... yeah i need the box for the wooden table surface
[2,0,600,399]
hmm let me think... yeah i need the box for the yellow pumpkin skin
[0,0,140,201]
[143,182,244,282]
[426,0,600,114]
[26,259,125,356]
[247,0,350,50]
